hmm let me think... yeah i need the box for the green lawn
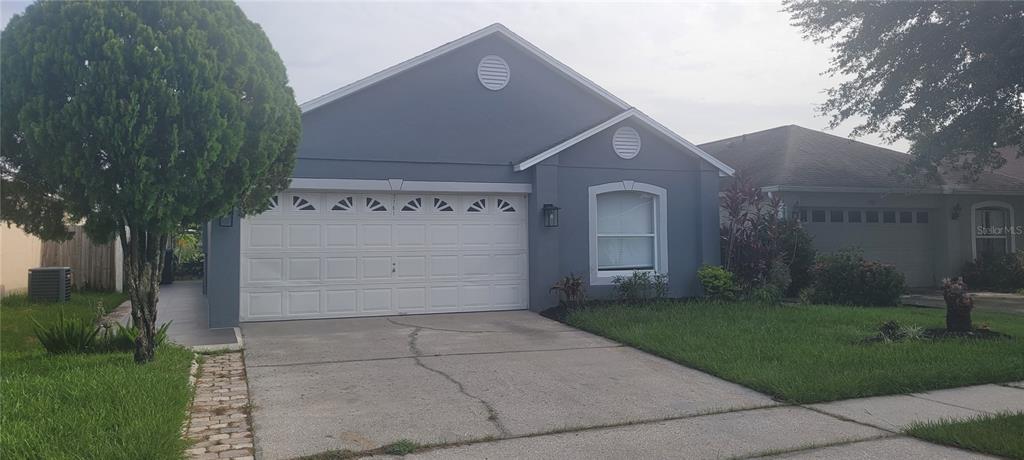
[906,412,1024,459]
[566,302,1024,403]
[1,291,129,352]
[1,292,195,459]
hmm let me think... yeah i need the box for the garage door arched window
[588,181,668,285]
[972,201,1015,259]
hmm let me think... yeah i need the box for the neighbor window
[883,211,896,223]
[589,182,668,284]
[830,210,844,223]
[899,211,913,224]
[865,211,879,223]
[848,210,862,223]
[916,211,929,224]
[811,210,826,222]
[974,204,1012,258]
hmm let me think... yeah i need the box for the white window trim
[971,201,1016,259]
[588,181,669,285]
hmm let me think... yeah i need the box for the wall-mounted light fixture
[218,209,235,228]
[542,204,560,228]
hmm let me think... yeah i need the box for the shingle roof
[699,125,1024,192]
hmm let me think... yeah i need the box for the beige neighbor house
[1,224,43,296]
[701,125,1024,288]
[0,224,124,296]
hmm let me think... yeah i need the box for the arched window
[588,181,668,285]
[972,201,1015,259]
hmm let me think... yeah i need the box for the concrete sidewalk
[388,381,1024,459]
[107,281,241,351]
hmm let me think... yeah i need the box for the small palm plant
[32,310,101,354]
[550,273,587,309]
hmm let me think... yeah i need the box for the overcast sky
[0,1,909,151]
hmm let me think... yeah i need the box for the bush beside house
[961,252,1024,293]
[802,249,906,306]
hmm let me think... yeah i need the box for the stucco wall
[205,31,722,325]
[775,191,1023,287]
[1,225,42,296]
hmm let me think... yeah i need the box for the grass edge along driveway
[0,292,195,460]
[906,412,1024,460]
[566,302,1024,404]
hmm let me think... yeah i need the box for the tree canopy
[1,1,301,362]
[785,1,1024,180]
[1,1,301,242]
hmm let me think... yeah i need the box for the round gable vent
[477,55,510,91]
[612,126,642,159]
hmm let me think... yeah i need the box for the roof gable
[514,109,734,175]
[300,23,628,114]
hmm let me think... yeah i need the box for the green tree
[1,1,301,362]
[785,1,1024,180]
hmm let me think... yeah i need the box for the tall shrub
[805,249,905,306]
[720,176,815,294]
[1,2,301,362]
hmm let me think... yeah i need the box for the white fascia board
[629,110,735,176]
[513,108,736,176]
[763,185,1024,196]
[288,178,531,194]
[514,110,637,171]
[299,23,629,114]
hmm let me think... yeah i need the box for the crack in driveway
[387,317,505,334]
[405,326,510,437]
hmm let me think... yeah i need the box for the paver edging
[184,352,254,460]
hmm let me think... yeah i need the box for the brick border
[185,353,254,460]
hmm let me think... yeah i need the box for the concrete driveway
[242,311,779,459]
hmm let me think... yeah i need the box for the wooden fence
[40,227,120,291]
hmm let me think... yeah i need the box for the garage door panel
[325,224,357,247]
[240,191,528,321]
[288,258,321,281]
[429,224,460,247]
[325,289,358,313]
[361,224,392,247]
[461,285,492,308]
[361,257,393,280]
[325,257,358,280]
[396,287,427,312]
[249,224,284,248]
[288,291,321,315]
[362,289,393,312]
[394,224,427,246]
[288,224,321,248]
[246,292,284,318]
[462,255,492,277]
[429,286,460,311]
[460,224,492,248]
[247,258,284,282]
[395,256,427,279]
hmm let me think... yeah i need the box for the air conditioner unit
[28,267,72,302]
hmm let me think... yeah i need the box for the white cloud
[0,0,909,151]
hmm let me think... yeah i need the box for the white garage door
[239,191,529,321]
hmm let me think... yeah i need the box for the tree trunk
[946,307,972,333]
[119,225,167,364]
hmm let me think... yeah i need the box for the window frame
[588,181,669,285]
[971,201,1016,259]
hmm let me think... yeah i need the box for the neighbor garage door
[239,191,529,321]
[802,208,935,287]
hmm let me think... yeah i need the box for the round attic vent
[477,55,510,91]
[612,126,642,159]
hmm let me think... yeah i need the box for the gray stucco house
[204,24,733,327]
[701,125,1024,288]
